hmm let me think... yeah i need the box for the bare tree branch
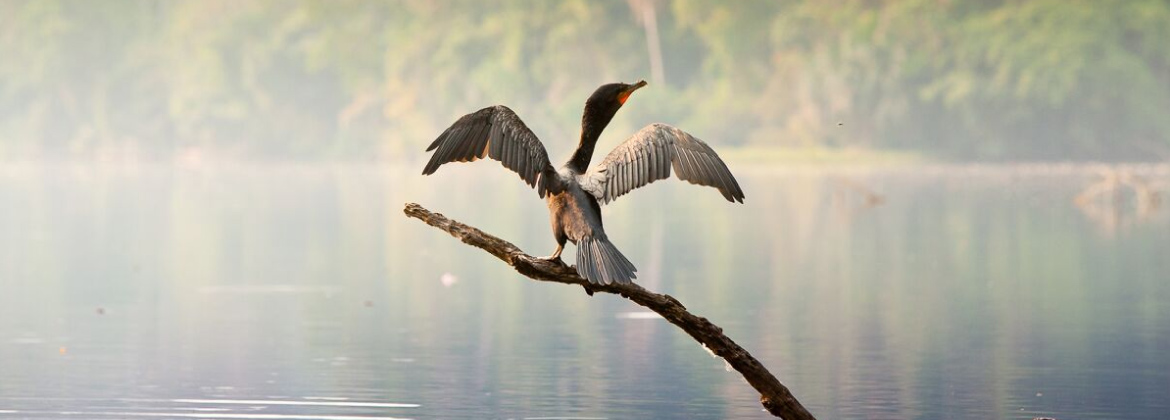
[404,203,817,420]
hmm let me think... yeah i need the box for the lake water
[0,164,1167,420]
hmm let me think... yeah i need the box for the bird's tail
[576,235,637,285]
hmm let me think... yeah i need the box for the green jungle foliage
[1,0,1168,161]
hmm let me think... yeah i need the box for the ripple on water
[0,397,420,420]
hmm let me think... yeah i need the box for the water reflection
[1074,167,1166,237]
[0,164,1167,419]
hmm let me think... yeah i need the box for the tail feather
[575,236,637,285]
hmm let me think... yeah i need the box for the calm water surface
[0,164,1167,419]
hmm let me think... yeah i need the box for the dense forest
[1,0,1168,162]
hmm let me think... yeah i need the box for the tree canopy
[1,0,1167,161]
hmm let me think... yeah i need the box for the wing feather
[502,135,514,170]
[512,140,524,178]
[711,156,740,200]
[698,154,732,201]
[433,129,464,168]
[656,142,670,178]
[447,126,469,161]
[635,149,646,189]
[677,148,696,179]
[623,160,632,192]
[488,124,504,158]
[460,125,489,162]
[422,105,559,197]
[472,125,493,159]
[478,137,491,160]
[583,123,745,204]
[645,145,657,181]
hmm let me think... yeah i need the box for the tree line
[1,0,1167,161]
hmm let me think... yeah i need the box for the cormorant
[422,81,744,285]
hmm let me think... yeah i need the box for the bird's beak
[618,80,647,104]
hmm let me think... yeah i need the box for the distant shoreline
[1,159,1167,179]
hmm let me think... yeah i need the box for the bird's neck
[566,134,598,174]
[566,109,615,173]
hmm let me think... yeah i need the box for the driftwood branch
[404,203,816,420]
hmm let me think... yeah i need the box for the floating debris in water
[0,410,413,420]
[96,308,105,315]
[171,398,420,408]
[199,285,336,295]
[440,273,458,288]
[363,300,374,307]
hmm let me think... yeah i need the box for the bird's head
[583,80,647,124]
[587,80,647,108]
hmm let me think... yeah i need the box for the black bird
[422,81,744,285]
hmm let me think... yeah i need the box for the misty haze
[1,2,1168,420]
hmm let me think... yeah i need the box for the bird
[421,80,744,285]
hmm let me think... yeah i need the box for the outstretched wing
[422,105,559,197]
[583,123,744,204]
